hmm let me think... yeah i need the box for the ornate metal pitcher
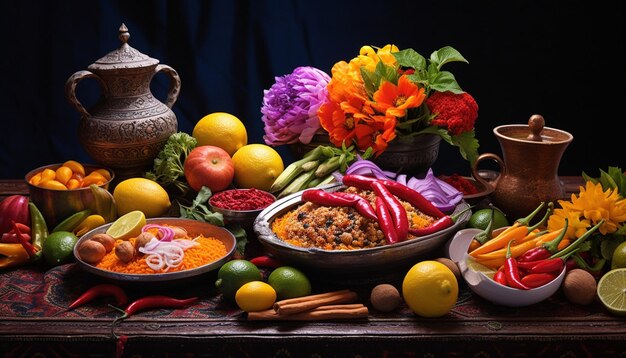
[65,24,180,182]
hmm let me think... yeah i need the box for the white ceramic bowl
[446,228,566,307]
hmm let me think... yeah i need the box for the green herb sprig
[146,132,198,195]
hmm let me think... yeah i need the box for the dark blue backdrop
[1,0,624,179]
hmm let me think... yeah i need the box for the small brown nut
[434,257,461,280]
[90,233,115,253]
[170,225,188,239]
[135,232,156,251]
[77,240,106,264]
[115,241,135,263]
[370,284,402,312]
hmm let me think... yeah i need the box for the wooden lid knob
[527,114,545,141]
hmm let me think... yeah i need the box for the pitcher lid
[88,24,159,71]
[494,114,573,145]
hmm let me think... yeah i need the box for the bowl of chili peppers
[209,188,276,229]
[450,228,566,307]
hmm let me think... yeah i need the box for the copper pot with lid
[65,24,181,184]
[473,114,573,220]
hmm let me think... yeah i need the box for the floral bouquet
[547,167,626,273]
[261,44,480,165]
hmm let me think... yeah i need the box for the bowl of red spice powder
[439,173,494,205]
[209,188,276,228]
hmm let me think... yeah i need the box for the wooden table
[1,177,625,357]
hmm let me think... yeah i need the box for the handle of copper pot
[472,152,505,190]
[64,70,104,118]
[155,64,181,109]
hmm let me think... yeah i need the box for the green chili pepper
[52,209,91,233]
[28,202,48,263]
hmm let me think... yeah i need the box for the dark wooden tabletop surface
[1,176,625,358]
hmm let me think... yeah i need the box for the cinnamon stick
[248,304,369,321]
[273,290,358,315]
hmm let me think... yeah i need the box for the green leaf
[226,224,248,256]
[406,73,429,86]
[360,67,379,97]
[374,60,399,85]
[429,71,464,94]
[451,130,480,165]
[393,48,427,70]
[430,46,468,70]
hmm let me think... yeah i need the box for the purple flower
[261,66,330,145]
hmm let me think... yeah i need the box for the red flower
[426,92,478,136]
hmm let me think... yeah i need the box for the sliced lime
[597,268,626,316]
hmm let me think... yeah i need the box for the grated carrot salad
[95,236,227,274]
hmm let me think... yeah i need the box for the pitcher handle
[155,64,181,109]
[64,70,104,118]
[472,152,505,190]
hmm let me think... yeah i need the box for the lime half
[465,257,497,279]
[597,268,626,316]
[105,210,146,240]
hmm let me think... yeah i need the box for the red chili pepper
[408,206,472,237]
[518,219,569,262]
[374,197,398,244]
[342,175,445,219]
[527,257,565,274]
[11,221,36,258]
[124,295,198,317]
[371,181,409,241]
[249,255,283,269]
[332,192,378,220]
[504,240,530,290]
[493,267,507,286]
[68,284,128,309]
[520,273,557,288]
[301,189,358,207]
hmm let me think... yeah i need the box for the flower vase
[370,134,441,175]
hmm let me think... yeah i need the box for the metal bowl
[25,163,114,228]
[253,183,471,274]
[73,217,237,283]
[209,189,276,229]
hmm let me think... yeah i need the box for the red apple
[184,145,235,192]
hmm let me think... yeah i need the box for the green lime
[267,266,312,300]
[42,231,79,266]
[597,268,626,316]
[215,259,262,301]
[468,207,509,231]
[611,241,626,270]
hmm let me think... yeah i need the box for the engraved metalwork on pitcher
[65,24,181,182]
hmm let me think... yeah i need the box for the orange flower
[371,75,426,118]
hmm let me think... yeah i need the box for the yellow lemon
[105,210,146,241]
[235,281,277,312]
[113,177,171,218]
[192,112,248,156]
[402,260,459,317]
[231,144,284,192]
